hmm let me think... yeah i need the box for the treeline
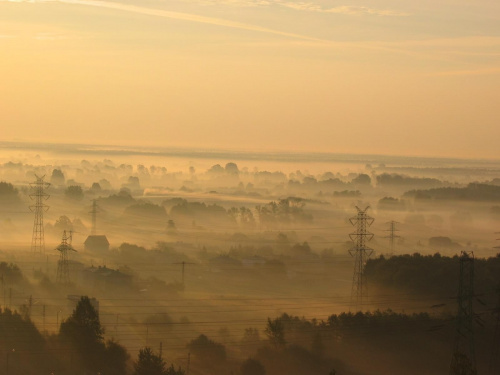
[404,183,500,201]
[365,253,500,298]
[0,296,184,375]
[251,310,455,375]
[376,173,443,188]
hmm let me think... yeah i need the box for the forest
[0,149,499,374]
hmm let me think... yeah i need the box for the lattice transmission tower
[490,286,500,375]
[173,261,195,290]
[450,251,476,375]
[384,220,400,255]
[56,230,76,285]
[489,233,500,374]
[348,206,374,311]
[29,175,50,254]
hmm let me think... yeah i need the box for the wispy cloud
[34,32,73,40]
[178,0,409,17]
[194,0,271,7]
[1,0,408,44]
[428,67,500,76]
[385,36,500,48]
[50,0,325,42]
[278,2,409,16]
[4,0,496,70]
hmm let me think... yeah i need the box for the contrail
[59,0,323,42]
[6,0,463,64]
[53,0,449,60]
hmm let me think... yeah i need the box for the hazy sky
[1,0,499,158]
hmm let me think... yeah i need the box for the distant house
[84,235,109,252]
[82,265,133,292]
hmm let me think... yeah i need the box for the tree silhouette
[59,296,105,371]
[241,358,266,375]
[134,347,185,375]
[187,334,226,364]
[265,317,286,348]
[134,347,166,375]
[103,339,129,375]
[65,185,84,200]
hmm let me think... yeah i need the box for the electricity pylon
[56,230,77,285]
[89,199,99,235]
[348,206,374,311]
[450,251,476,375]
[489,233,500,374]
[173,261,195,290]
[384,220,400,255]
[29,175,50,254]
[494,231,500,252]
[490,286,500,375]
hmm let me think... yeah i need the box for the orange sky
[1,0,499,158]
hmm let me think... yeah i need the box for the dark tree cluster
[256,198,313,227]
[365,253,500,300]
[0,181,22,208]
[404,183,500,201]
[0,297,186,375]
[377,173,442,188]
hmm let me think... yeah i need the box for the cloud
[51,0,325,42]
[193,0,272,7]
[386,36,500,48]
[428,67,500,76]
[279,3,409,16]
[2,0,409,44]
[323,5,409,17]
[174,0,409,17]
[34,32,72,40]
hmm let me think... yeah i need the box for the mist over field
[2,0,500,372]
[0,143,499,374]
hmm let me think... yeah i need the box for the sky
[1,0,499,158]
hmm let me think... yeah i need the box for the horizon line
[1,141,500,166]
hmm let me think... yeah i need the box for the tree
[65,185,84,200]
[91,182,102,191]
[51,168,65,185]
[103,339,130,375]
[0,262,24,284]
[311,331,324,358]
[265,317,286,348]
[241,358,266,375]
[225,162,239,174]
[187,334,226,364]
[134,347,185,375]
[60,296,103,341]
[352,173,371,185]
[0,181,22,207]
[134,347,166,375]
[59,296,105,371]
[54,215,73,232]
[208,164,224,174]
